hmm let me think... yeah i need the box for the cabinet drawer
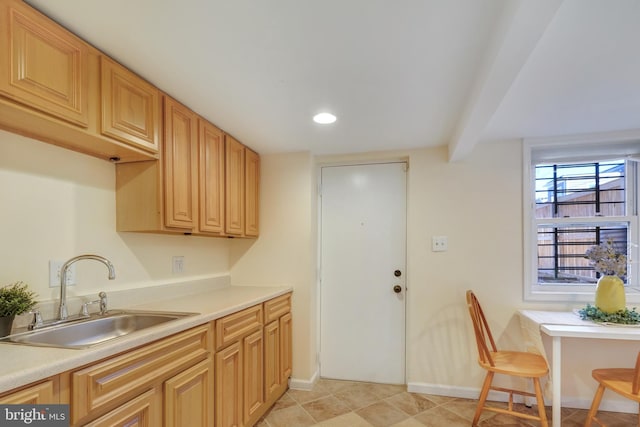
[72,324,211,423]
[215,304,262,350]
[264,293,291,324]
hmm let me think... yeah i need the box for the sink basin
[1,310,197,349]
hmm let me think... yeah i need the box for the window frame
[523,132,640,303]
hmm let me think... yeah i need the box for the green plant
[578,303,640,324]
[0,282,38,317]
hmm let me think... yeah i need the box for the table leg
[551,336,561,427]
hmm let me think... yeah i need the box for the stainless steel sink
[0,310,197,349]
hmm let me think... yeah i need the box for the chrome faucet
[59,255,116,320]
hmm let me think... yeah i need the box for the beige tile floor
[256,379,638,427]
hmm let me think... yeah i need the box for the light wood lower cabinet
[72,324,212,426]
[215,304,265,427]
[0,293,291,427]
[215,341,243,427]
[0,376,66,404]
[264,294,293,406]
[83,388,161,427]
[165,357,214,427]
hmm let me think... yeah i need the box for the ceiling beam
[448,0,564,162]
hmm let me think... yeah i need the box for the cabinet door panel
[165,358,214,427]
[243,329,264,424]
[225,135,245,236]
[0,379,58,404]
[0,2,88,126]
[84,388,161,427]
[100,56,159,153]
[198,120,224,234]
[264,320,280,397]
[280,312,293,382]
[215,342,243,427]
[245,148,260,237]
[164,96,197,230]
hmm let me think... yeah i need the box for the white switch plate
[172,256,185,274]
[432,236,448,252]
[49,260,76,287]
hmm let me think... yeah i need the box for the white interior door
[320,162,407,384]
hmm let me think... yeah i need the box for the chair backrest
[466,290,497,367]
[633,351,640,395]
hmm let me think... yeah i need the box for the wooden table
[519,310,640,427]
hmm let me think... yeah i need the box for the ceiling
[24,0,640,160]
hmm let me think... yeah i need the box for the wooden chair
[466,290,549,426]
[584,351,640,427]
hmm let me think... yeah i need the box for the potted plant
[0,281,38,337]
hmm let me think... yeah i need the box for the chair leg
[473,371,494,426]
[533,377,548,427]
[584,384,606,427]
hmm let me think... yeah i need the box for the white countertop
[0,284,292,393]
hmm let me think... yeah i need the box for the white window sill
[526,285,640,305]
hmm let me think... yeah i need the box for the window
[523,133,640,302]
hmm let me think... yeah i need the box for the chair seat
[479,351,549,377]
[592,368,640,401]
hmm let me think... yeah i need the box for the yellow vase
[595,275,626,314]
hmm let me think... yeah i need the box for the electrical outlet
[432,236,448,252]
[172,256,185,274]
[49,260,76,287]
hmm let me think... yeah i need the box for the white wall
[2,127,635,409]
[0,129,231,303]
[235,142,637,410]
[230,151,318,382]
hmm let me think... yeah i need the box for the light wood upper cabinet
[225,135,246,236]
[245,148,260,237]
[199,120,225,234]
[225,134,260,238]
[0,0,88,127]
[100,56,160,154]
[164,96,198,230]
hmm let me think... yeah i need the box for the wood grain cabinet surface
[0,0,89,127]
[100,55,160,154]
[0,0,159,163]
[264,294,292,406]
[83,388,161,427]
[0,293,290,427]
[198,120,225,234]
[225,134,260,238]
[164,357,214,427]
[163,96,199,230]
[225,134,246,236]
[0,377,64,404]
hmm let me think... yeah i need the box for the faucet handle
[98,291,108,315]
[27,310,43,330]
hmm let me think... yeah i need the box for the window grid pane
[537,224,628,284]
[535,161,626,219]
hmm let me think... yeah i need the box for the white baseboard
[289,369,319,391]
[407,382,638,414]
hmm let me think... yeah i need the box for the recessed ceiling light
[313,112,337,124]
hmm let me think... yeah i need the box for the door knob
[393,285,402,293]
